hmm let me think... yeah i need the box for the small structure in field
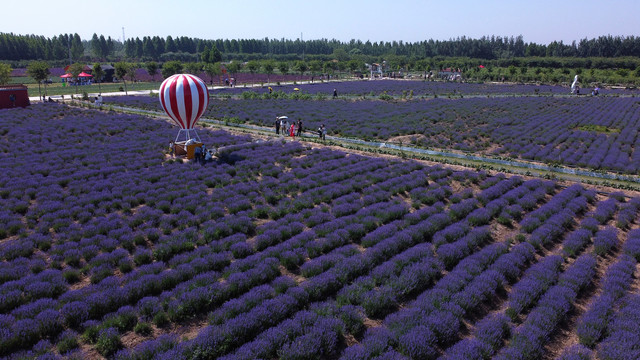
[0,85,30,109]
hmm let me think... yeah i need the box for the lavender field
[211,79,640,97]
[105,84,640,174]
[1,103,640,359]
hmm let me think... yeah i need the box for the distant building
[0,85,30,109]
[87,64,115,83]
[366,62,386,78]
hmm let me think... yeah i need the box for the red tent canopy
[60,73,72,78]
[78,72,93,77]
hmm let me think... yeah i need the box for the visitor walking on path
[275,117,280,134]
[318,124,326,140]
[169,141,175,157]
[297,120,303,137]
[290,123,295,138]
[333,89,338,99]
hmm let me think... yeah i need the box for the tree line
[2,32,640,64]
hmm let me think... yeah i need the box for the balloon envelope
[159,74,209,130]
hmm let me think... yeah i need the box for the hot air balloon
[159,74,209,144]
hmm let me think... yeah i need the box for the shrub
[56,330,79,354]
[134,322,153,336]
[153,312,170,328]
[96,327,122,357]
[593,227,619,256]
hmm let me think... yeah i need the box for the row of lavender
[1,103,639,359]
[104,94,640,174]
[212,79,640,97]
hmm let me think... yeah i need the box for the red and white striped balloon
[159,74,209,130]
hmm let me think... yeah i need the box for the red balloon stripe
[159,74,209,130]
[168,77,182,128]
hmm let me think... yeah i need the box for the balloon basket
[174,141,203,159]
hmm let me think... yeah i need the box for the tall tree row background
[2,33,640,69]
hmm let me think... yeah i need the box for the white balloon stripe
[175,75,189,128]
[187,75,200,129]
[164,76,185,129]
[159,78,178,126]
[195,76,208,122]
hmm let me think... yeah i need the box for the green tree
[69,62,85,94]
[278,61,289,76]
[309,60,322,76]
[347,59,360,75]
[0,63,12,85]
[204,62,221,85]
[332,48,349,62]
[145,61,158,82]
[161,60,183,78]
[27,61,50,100]
[92,63,104,94]
[263,60,275,83]
[70,34,84,61]
[337,61,347,78]
[226,61,241,80]
[200,46,211,63]
[246,60,260,85]
[209,46,222,63]
[246,60,260,74]
[91,33,102,59]
[295,61,308,80]
[184,62,202,75]
[126,63,137,89]
[323,61,337,78]
[114,61,130,95]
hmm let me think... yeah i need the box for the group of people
[274,117,326,140]
[275,118,304,137]
[194,144,214,164]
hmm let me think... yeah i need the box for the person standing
[275,117,280,134]
[333,88,338,99]
[169,141,175,157]
[194,145,202,163]
[318,124,326,140]
[290,123,295,137]
[297,119,303,137]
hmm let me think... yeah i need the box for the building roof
[87,64,115,70]
[0,84,28,91]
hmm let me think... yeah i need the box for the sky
[3,0,638,45]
